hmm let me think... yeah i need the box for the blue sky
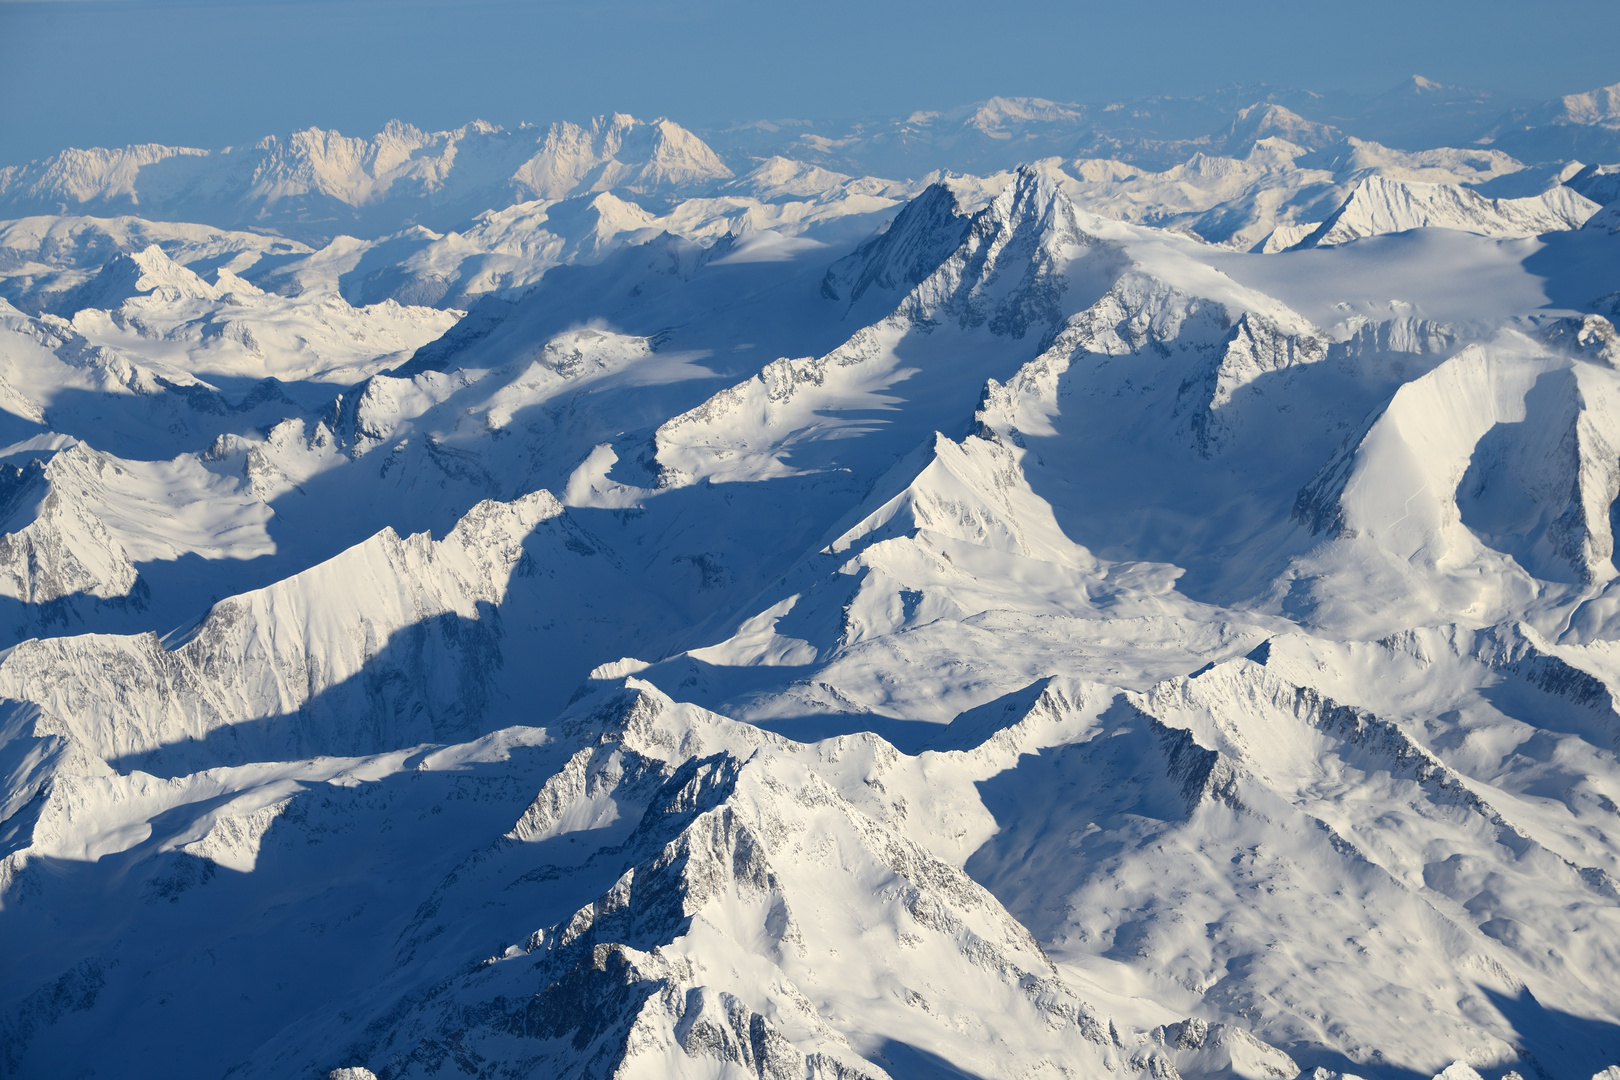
[1,0,1617,164]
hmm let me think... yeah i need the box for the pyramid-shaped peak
[124,244,220,297]
[644,117,734,180]
[987,163,1082,227]
[948,163,1101,262]
[515,113,731,201]
[57,244,219,314]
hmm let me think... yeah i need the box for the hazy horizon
[2,0,1617,165]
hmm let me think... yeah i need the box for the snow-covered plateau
[4,79,1620,1080]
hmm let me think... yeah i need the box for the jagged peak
[1175,308,1329,456]
[820,180,969,307]
[984,162,1076,222]
[899,164,1099,337]
[1539,313,1620,367]
[377,118,430,142]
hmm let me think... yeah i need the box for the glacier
[2,77,1620,1080]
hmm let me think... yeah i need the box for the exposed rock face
[820,183,970,309]
[6,102,1620,1080]
[256,682,1243,1080]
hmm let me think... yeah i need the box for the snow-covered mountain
[11,82,1620,319]
[0,155,912,315]
[702,76,1620,178]
[1484,81,1620,165]
[4,87,1620,1080]
[1296,175,1600,248]
[0,115,734,242]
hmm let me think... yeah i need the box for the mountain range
[3,75,1620,1080]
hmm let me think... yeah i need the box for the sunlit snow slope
[4,88,1620,1080]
